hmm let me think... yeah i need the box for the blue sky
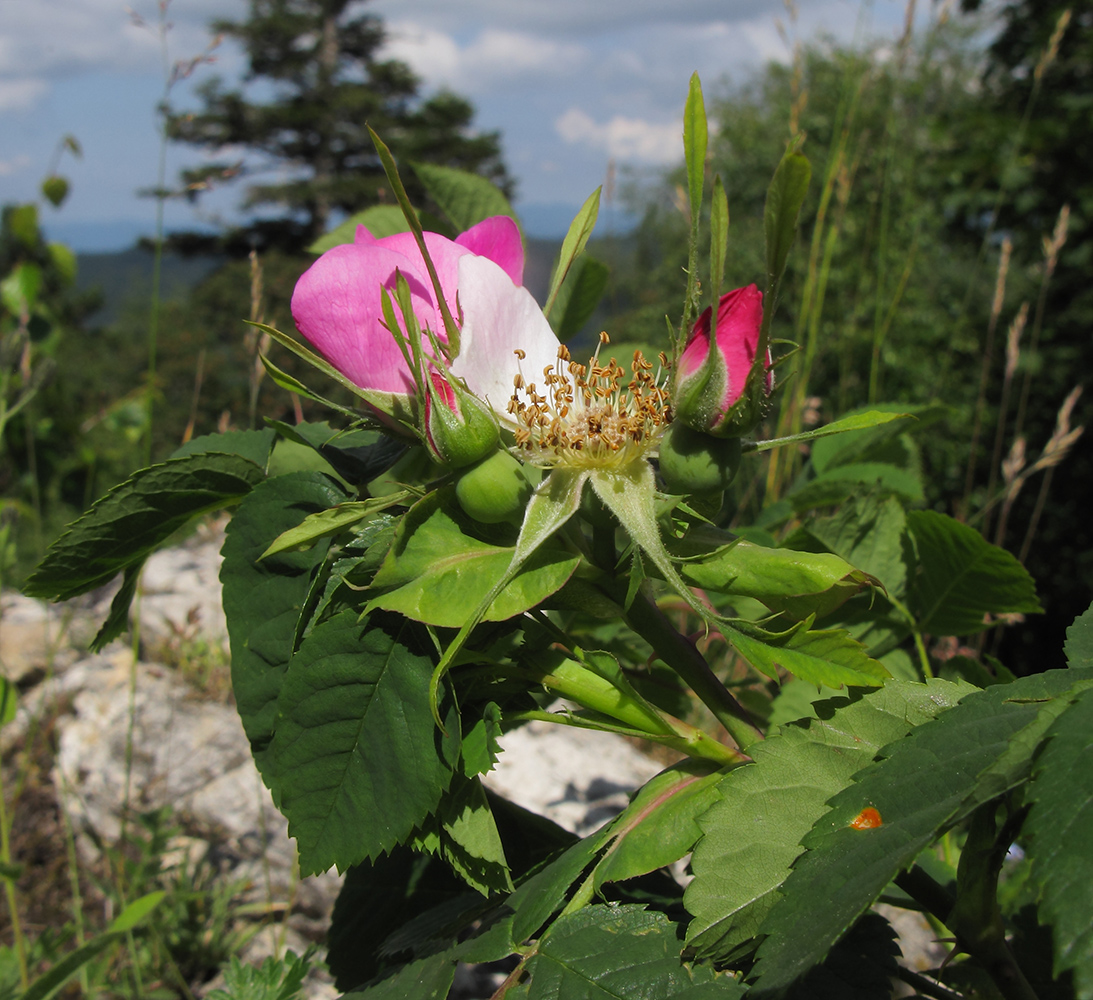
[1,0,928,250]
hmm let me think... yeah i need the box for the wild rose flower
[673,284,772,437]
[290,215,525,397]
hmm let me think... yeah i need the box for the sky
[1,0,926,250]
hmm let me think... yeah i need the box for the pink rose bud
[673,284,772,437]
[424,372,500,468]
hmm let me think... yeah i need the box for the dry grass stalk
[246,250,272,428]
[983,301,1028,538]
[1018,386,1085,563]
[961,239,1012,515]
[1034,8,1071,83]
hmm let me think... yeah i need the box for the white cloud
[555,108,681,165]
[0,0,241,81]
[0,80,48,113]
[380,23,586,91]
[0,154,32,177]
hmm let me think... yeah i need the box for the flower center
[507,334,673,470]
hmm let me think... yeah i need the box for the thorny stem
[623,590,763,750]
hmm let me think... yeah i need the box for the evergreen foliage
[167,0,512,252]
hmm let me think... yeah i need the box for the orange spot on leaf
[850,807,883,830]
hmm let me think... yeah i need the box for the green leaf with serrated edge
[513,905,732,1000]
[270,610,460,874]
[268,420,407,485]
[810,461,924,505]
[805,494,907,598]
[508,829,612,946]
[728,620,888,687]
[746,410,909,454]
[906,510,1041,636]
[784,912,900,1000]
[710,174,729,305]
[552,255,610,342]
[750,669,1093,995]
[685,679,971,961]
[221,472,348,793]
[461,702,503,777]
[1024,685,1093,994]
[438,776,512,894]
[327,850,467,991]
[1064,601,1093,669]
[545,188,601,319]
[26,453,265,602]
[309,204,409,253]
[428,467,588,726]
[341,951,456,999]
[683,72,707,230]
[262,494,412,559]
[90,561,142,651]
[411,161,518,233]
[171,427,277,468]
[593,760,726,890]
[678,541,872,621]
[367,489,580,628]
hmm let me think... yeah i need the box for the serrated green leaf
[906,510,1041,636]
[508,831,612,946]
[437,776,512,894]
[679,541,872,621]
[268,420,406,485]
[327,849,468,992]
[461,703,503,777]
[271,610,460,874]
[26,453,266,602]
[750,669,1093,995]
[90,561,142,651]
[685,679,970,961]
[411,161,517,233]
[220,472,349,792]
[809,461,924,505]
[367,489,580,627]
[545,189,601,319]
[341,951,456,999]
[309,204,410,253]
[783,913,900,1000]
[551,255,610,342]
[514,905,733,999]
[806,494,907,598]
[171,427,277,468]
[262,495,410,559]
[1024,685,1093,995]
[728,620,888,687]
[593,761,726,890]
[1064,602,1093,669]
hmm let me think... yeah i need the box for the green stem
[0,767,29,990]
[623,590,762,749]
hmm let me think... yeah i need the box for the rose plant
[26,75,1093,1000]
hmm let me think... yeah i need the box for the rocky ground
[0,522,670,998]
[0,521,944,998]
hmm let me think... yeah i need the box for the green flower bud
[424,373,500,468]
[658,421,742,495]
[455,449,534,524]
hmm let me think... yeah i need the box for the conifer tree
[169,0,510,251]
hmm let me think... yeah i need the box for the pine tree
[168,0,511,252]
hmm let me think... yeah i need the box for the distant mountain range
[48,202,637,255]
